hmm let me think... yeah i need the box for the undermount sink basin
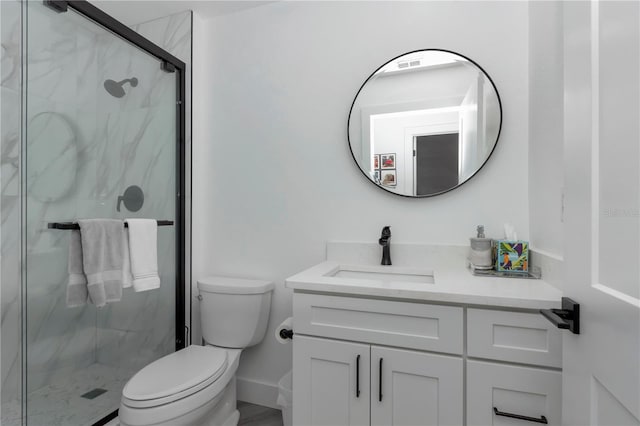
[326,265,435,284]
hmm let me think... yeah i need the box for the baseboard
[236,376,280,410]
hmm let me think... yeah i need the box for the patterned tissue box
[495,240,529,272]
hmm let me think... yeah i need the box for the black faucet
[379,226,392,265]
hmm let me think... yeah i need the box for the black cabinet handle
[378,358,383,402]
[493,407,548,424]
[356,355,360,398]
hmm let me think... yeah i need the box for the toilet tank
[198,276,274,348]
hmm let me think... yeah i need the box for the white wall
[529,1,564,259]
[192,0,530,406]
[191,12,208,348]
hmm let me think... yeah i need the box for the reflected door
[414,133,459,196]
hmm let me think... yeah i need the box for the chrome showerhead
[104,77,138,98]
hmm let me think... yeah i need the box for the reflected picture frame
[381,170,396,186]
[381,153,396,169]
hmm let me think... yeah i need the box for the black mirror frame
[347,48,503,198]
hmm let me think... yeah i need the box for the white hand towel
[122,229,133,289]
[77,219,125,307]
[66,230,89,307]
[125,219,160,292]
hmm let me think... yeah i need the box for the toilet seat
[122,345,228,409]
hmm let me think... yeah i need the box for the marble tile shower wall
[24,3,103,391]
[1,4,192,415]
[132,14,193,348]
[95,10,192,372]
[1,0,23,414]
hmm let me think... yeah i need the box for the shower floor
[1,363,135,426]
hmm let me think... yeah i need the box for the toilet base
[201,377,238,426]
[120,376,239,426]
[221,410,240,426]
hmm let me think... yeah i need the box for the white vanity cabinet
[293,336,463,426]
[467,360,561,426]
[292,293,562,426]
[466,309,562,426]
[371,346,463,426]
[293,336,370,426]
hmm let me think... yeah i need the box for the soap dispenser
[469,225,493,268]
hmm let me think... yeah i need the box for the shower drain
[81,388,108,399]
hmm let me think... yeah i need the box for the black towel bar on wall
[540,297,580,334]
[47,220,174,230]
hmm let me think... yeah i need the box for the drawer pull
[356,354,361,398]
[378,358,383,402]
[493,407,548,424]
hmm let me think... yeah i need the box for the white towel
[122,229,133,289]
[77,219,125,307]
[66,230,89,307]
[125,219,160,292]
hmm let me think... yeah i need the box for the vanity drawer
[467,308,562,368]
[467,360,561,426]
[293,293,463,355]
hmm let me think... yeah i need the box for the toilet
[119,276,274,426]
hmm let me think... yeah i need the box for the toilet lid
[197,276,274,294]
[123,345,227,401]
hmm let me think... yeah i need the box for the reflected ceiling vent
[377,51,464,75]
[398,59,422,69]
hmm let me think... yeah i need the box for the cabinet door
[293,335,370,426]
[371,346,463,426]
[467,360,561,426]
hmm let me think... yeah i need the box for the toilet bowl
[119,277,274,426]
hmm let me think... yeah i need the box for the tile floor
[103,401,283,426]
[2,370,284,426]
[0,398,21,426]
[238,401,284,426]
[1,363,134,426]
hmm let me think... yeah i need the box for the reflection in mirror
[27,112,78,202]
[348,49,502,197]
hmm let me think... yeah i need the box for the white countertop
[285,243,563,310]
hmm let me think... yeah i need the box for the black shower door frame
[41,2,187,424]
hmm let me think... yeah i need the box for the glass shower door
[24,2,179,425]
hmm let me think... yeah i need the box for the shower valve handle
[116,186,144,213]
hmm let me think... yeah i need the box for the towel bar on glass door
[47,220,173,230]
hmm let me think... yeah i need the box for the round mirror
[348,49,502,197]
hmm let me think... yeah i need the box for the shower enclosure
[3,1,187,425]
